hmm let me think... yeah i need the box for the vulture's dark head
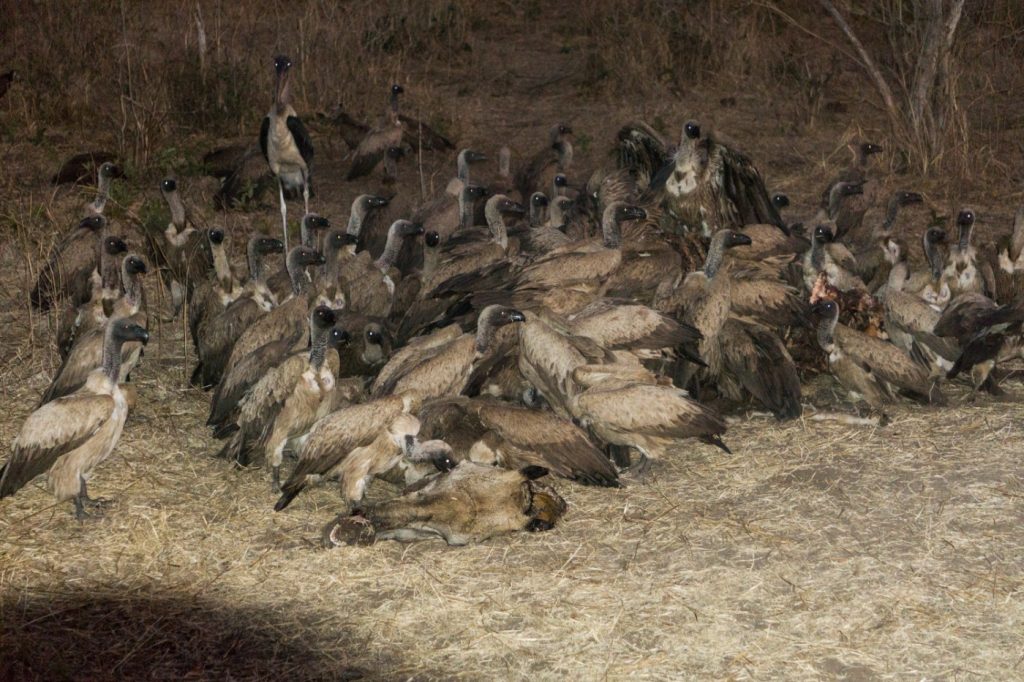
[290,245,326,268]
[303,213,331,231]
[311,305,337,331]
[112,318,150,346]
[104,236,128,256]
[123,254,147,276]
[896,191,923,206]
[254,235,286,256]
[813,225,835,244]
[79,215,106,232]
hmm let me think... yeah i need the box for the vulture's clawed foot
[73,495,112,521]
[625,452,653,483]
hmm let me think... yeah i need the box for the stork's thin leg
[278,179,289,251]
[302,172,310,216]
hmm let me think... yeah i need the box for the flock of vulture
[2,54,1023,547]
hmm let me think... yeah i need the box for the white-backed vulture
[192,235,284,390]
[347,84,404,181]
[338,219,424,317]
[568,364,729,473]
[993,206,1024,305]
[56,233,128,359]
[372,305,526,402]
[811,299,946,413]
[274,396,421,511]
[42,254,148,405]
[218,306,350,489]
[268,213,331,300]
[31,215,108,311]
[943,209,996,299]
[222,245,326,376]
[417,396,619,486]
[515,122,573,202]
[652,121,783,235]
[1,318,149,518]
[188,228,238,387]
[822,142,883,240]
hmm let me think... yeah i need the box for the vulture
[994,206,1024,304]
[337,219,424,318]
[657,229,802,420]
[345,193,392,258]
[651,121,784,234]
[853,190,924,291]
[878,260,958,376]
[54,233,129,358]
[0,318,149,519]
[943,209,996,299]
[325,97,454,154]
[416,396,620,486]
[935,293,1024,391]
[221,244,326,377]
[822,142,883,240]
[515,122,574,202]
[218,306,350,490]
[192,235,285,390]
[188,228,237,365]
[267,213,331,301]
[569,363,730,474]
[139,178,210,318]
[811,299,945,415]
[42,254,149,405]
[51,151,119,185]
[372,305,526,403]
[274,397,422,511]
[31,215,107,311]
[347,84,405,180]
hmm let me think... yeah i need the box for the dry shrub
[2,0,1022,189]
[576,1,788,96]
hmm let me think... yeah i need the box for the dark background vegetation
[3,1,1023,183]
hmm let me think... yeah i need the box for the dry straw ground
[1,2,1023,679]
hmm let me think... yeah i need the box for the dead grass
[2,3,1024,680]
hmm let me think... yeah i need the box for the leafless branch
[818,0,901,125]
